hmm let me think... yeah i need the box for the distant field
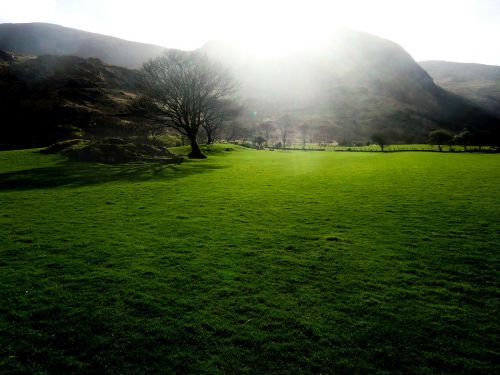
[1,146,499,374]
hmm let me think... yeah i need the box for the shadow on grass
[0,160,226,190]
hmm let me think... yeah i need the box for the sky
[1,0,500,65]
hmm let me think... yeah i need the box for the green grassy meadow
[1,146,499,374]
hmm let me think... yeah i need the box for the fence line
[246,143,497,153]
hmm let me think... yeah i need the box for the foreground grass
[0,146,499,374]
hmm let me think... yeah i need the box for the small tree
[253,135,266,149]
[372,133,388,152]
[133,50,236,158]
[429,129,452,152]
[278,115,293,149]
[471,130,489,151]
[224,121,253,143]
[314,125,336,149]
[201,99,242,144]
[259,121,274,147]
[298,123,311,150]
[454,129,472,151]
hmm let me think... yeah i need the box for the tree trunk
[188,136,206,159]
[206,128,214,144]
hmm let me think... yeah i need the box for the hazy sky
[1,0,499,64]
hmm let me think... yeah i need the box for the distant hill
[419,60,500,117]
[0,23,166,68]
[203,30,500,144]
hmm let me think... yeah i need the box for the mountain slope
[419,60,500,117]
[203,30,499,143]
[0,23,166,68]
[0,52,142,147]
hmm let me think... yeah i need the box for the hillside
[0,52,142,148]
[0,23,166,68]
[203,31,500,144]
[419,60,500,117]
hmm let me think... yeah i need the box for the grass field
[1,146,499,374]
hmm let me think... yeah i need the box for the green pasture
[0,146,499,373]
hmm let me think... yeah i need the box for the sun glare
[215,0,348,57]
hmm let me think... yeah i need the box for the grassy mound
[42,138,183,164]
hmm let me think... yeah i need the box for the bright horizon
[1,0,500,65]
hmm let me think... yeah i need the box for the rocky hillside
[419,60,500,117]
[0,52,142,148]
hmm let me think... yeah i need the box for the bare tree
[202,99,242,144]
[298,123,311,150]
[314,125,336,149]
[133,50,235,158]
[259,120,275,148]
[278,115,293,149]
[223,120,252,143]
